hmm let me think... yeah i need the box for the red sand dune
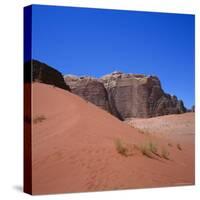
[32,83,194,194]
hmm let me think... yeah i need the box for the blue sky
[30,5,195,108]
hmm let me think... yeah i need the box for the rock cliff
[65,71,186,119]
[64,75,111,112]
[25,60,70,91]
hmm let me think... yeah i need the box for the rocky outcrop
[25,60,70,91]
[101,71,186,119]
[65,71,186,120]
[192,105,195,112]
[64,75,111,112]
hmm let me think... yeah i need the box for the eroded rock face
[64,75,111,112]
[25,60,70,91]
[101,72,186,119]
[101,72,159,118]
[64,71,186,120]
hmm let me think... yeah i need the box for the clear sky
[30,5,195,108]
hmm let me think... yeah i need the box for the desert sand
[125,112,195,145]
[32,82,194,194]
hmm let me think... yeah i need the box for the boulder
[24,60,70,91]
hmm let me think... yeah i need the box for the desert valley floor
[31,82,194,194]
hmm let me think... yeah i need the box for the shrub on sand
[33,115,46,124]
[177,143,182,151]
[114,139,129,156]
[140,142,159,158]
[140,144,153,158]
[168,143,173,147]
[149,142,158,155]
[161,148,170,160]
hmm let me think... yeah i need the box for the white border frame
[0,0,199,199]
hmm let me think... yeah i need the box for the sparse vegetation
[149,142,158,155]
[138,129,145,134]
[114,139,129,156]
[177,143,182,151]
[140,144,153,158]
[161,148,170,160]
[33,115,46,124]
[140,142,158,158]
[138,128,149,134]
[114,138,171,161]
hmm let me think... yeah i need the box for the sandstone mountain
[64,75,111,112]
[64,71,186,120]
[25,59,186,119]
[24,60,70,91]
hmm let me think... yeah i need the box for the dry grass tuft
[114,139,129,156]
[114,138,171,161]
[177,143,182,151]
[168,143,173,147]
[140,144,153,158]
[161,148,170,160]
[140,142,159,158]
[33,115,46,124]
[149,142,158,154]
